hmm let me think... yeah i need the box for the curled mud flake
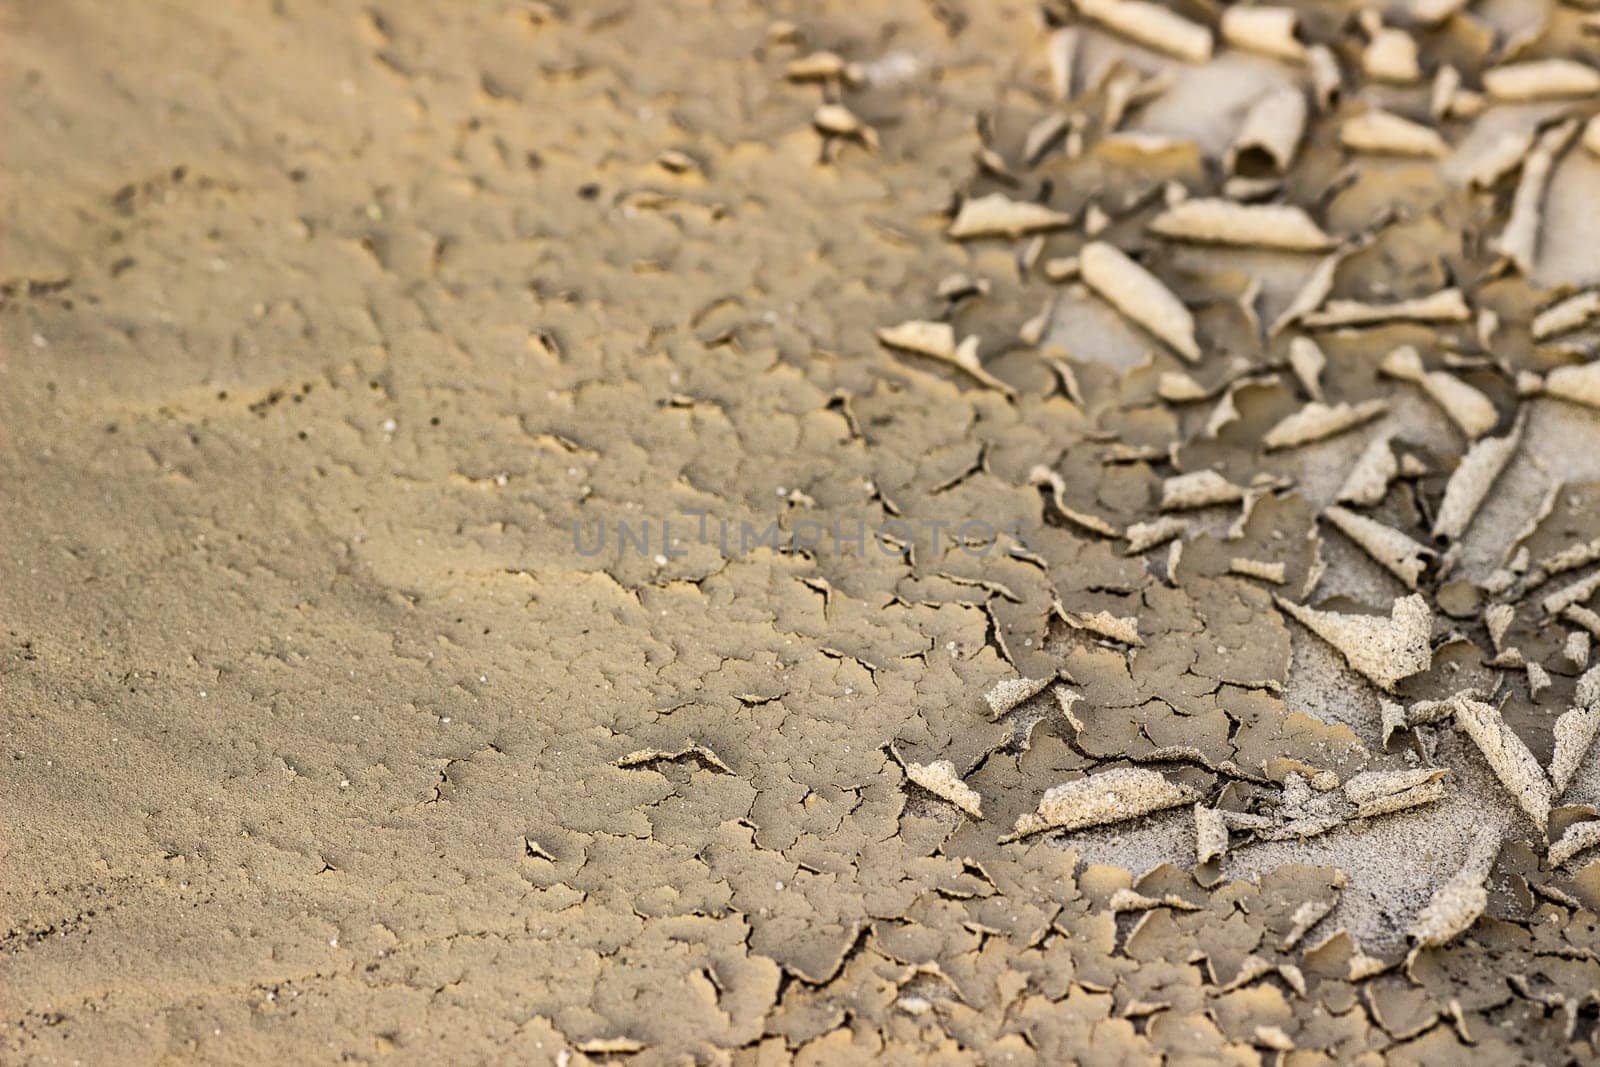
[1047,27,1078,99]
[1430,64,1462,120]
[1196,804,1229,866]
[1532,291,1600,340]
[1343,767,1449,819]
[1412,0,1469,24]
[1022,112,1071,166]
[1407,831,1498,956]
[786,51,850,82]
[1549,665,1600,795]
[1492,120,1578,275]
[1064,609,1143,646]
[1308,44,1342,109]
[904,759,983,818]
[1548,819,1600,867]
[876,319,954,359]
[1079,241,1201,362]
[1362,26,1422,84]
[1147,199,1332,251]
[949,334,1017,396]
[984,675,1053,718]
[1340,108,1448,156]
[1270,250,1345,335]
[1336,434,1398,506]
[1463,128,1536,190]
[615,744,734,774]
[1482,59,1600,100]
[1452,695,1553,832]
[1003,767,1198,841]
[1289,337,1326,401]
[1528,661,1552,699]
[1262,399,1388,451]
[1322,506,1433,589]
[1302,288,1471,329]
[1567,630,1592,667]
[1029,465,1121,537]
[1161,470,1247,510]
[1587,114,1600,157]
[1125,515,1190,554]
[1076,0,1212,63]
[1054,685,1086,733]
[1043,255,1080,282]
[1433,416,1524,541]
[577,1037,648,1054]
[1228,87,1308,175]
[1273,592,1433,691]
[813,104,877,148]
[1229,557,1286,584]
[1381,699,1409,748]
[1281,899,1336,952]
[1545,569,1600,617]
[1219,6,1304,61]
[1112,887,1201,914]
[947,193,1073,239]
[1484,603,1515,654]
[1543,361,1600,409]
[1379,346,1497,440]
[1157,370,1210,401]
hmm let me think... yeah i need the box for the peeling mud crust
[6,0,1600,1063]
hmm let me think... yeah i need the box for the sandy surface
[6,1,1600,1063]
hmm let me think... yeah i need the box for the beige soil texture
[7,1,1600,1064]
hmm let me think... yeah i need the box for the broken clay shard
[1076,0,1212,63]
[1408,832,1498,953]
[1482,59,1600,101]
[1336,434,1398,506]
[1005,767,1198,841]
[1301,288,1470,329]
[1340,109,1448,156]
[1273,593,1433,691]
[1433,416,1523,541]
[1342,767,1448,819]
[1148,199,1332,251]
[1079,241,1201,362]
[984,675,1052,718]
[1262,399,1388,451]
[1270,249,1344,335]
[1322,505,1433,590]
[1229,88,1307,175]
[1452,695,1552,832]
[905,759,983,818]
[947,193,1072,239]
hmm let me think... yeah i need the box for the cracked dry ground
[9,1,1600,1064]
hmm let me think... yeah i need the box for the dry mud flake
[1274,594,1433,691]
[1005,768,1198,841]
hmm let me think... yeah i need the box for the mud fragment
[1006,768,1198,841]
[1273,593,1433,691]
[1148,199,1332,251]
[1079,241,1201,362]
